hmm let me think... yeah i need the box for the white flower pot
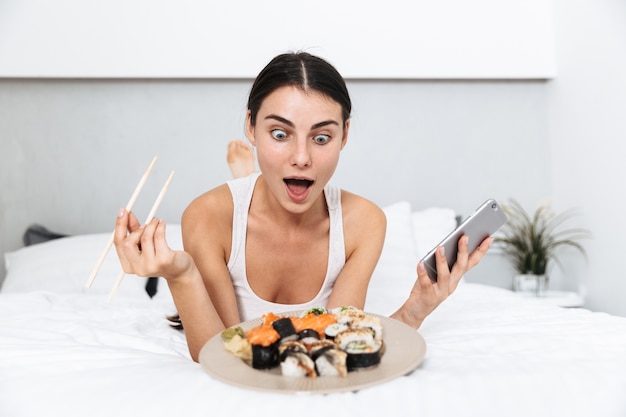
[513,274,548,296]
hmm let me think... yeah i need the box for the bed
[2,201,626,417]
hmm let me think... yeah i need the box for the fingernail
[118,208,125,218]
[438,246,445,256]
[418,262,425,272]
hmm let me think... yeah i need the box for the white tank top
[226,173,346,322]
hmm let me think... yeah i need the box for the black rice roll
[251,341,280,369]
[297,329,320,340]
[309,344,335,361]
[278,340,308,361]
[271,317,296,339]
[345,344,382,371]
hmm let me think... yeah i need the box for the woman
[114,52,492,362]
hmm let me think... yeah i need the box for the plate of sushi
[199,306,426,394]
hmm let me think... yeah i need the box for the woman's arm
[114,209,226,361]
[330,192,492,331]
[390,234,492,329]
[181,185,243,329]
[326,192,386,310]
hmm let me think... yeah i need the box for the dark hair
[247,52,352,127]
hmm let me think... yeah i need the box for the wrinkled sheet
[1,283,626,417]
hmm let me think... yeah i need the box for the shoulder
[340,190,386,250]
[340,190,385,225]
[183,184,232,222]
[182,184,233,248]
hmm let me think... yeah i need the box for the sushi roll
[301,307,328,316]
[333,307,366,326]
[280,351,317,378]
[334,328,382,371]
[272,317,297,340]
[297,328,321,345]
[246,323,281,369]
[308,339,336,355]
[324,322,348,340]
[251,342,280,369]
[293,312,337,338]
[313,347,348,378]
[278,340,308,358]
[351,315,383,341]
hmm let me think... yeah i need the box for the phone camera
[491,203,497,209]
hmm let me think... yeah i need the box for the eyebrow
[265,114,340,130]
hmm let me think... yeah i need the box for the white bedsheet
[1,283,625,417]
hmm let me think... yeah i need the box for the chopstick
[85,156,158,289]
[107,170,175,302]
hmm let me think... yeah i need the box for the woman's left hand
[391,235,492,329]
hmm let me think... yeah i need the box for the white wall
[0,78,549,291]
[548,0,626,316]
[1,1,625,317]
[0,0,554,79]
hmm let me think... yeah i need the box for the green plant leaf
[493,198,591,275]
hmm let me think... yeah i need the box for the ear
[245,110,256,146]
[340,119,350,150]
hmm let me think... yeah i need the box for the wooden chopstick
[107,170,175,302]
[85,156,158,289]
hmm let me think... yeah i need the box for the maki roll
[293,312,337,338]
[251,342,279,369]
[280,351,317,378]
[334,328,382,371]
[324,322,348,340]
[278,340,308,358]
[351,315,383,341]
[272,317,297,341]
[333,307,366,326]
[246,323,281,369]
[297,328,321,346]
[279,337,317,379]
[314,347,348,378]
[301,307,328,316]
[310,341,348,378]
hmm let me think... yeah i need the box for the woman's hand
[392,235,492,329]
[113,208,193,280]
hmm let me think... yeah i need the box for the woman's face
[246,85,349,214]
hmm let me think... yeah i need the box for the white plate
[199,311,427,394]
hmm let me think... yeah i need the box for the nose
[290,137,311,168]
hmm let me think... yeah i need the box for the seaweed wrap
[251,341,280,369]
[272,317,297,340]
[314,347,348,377]
[278,340,308,359]
[334,328,382,370]
[280,351,317,378]
[246,323,281,369]
[324,323,348,340]
[297,328,321,345]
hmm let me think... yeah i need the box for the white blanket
[2,202,626,416]
[1,284,625,417]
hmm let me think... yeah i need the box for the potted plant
[494,199,590,295]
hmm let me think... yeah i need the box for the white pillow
[412,207,457,259]
[365,201,418,316]
[2,224,184,299]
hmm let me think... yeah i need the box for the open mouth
[284,178,314,196]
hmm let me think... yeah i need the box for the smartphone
[420,198,507,282]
